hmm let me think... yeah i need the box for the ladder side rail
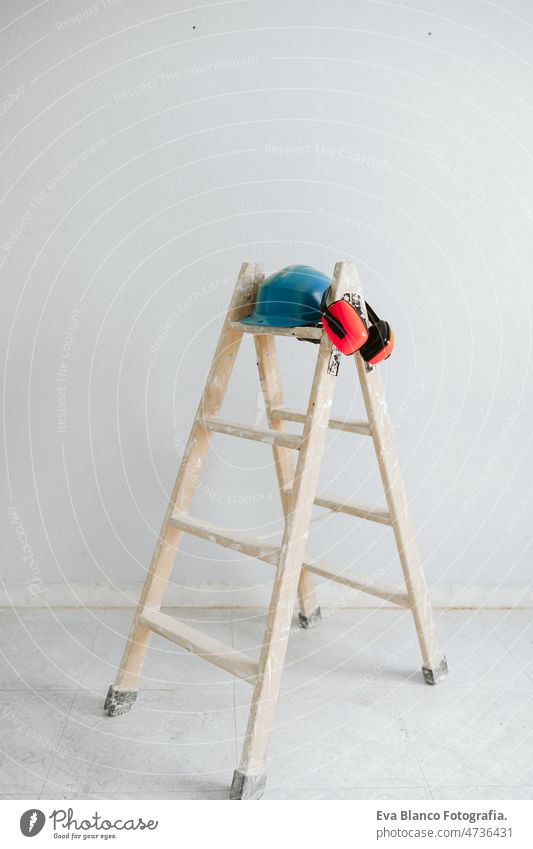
[254,333,321,628]
[355,347,446,681]
[105,263,261,710]
[231,262,352,799]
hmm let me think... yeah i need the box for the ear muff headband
[364,301,380,326]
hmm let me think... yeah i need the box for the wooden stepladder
[104,261,447,799]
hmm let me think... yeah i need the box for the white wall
[2,0,533,607]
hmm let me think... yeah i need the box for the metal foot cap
[104,684,138,716]
[298,606,322,630]
[230,769,267,800]
[422,656,448,685]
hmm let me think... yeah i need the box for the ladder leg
[254,333,321,629]
[104,262,261,716]
[231,264,350,799]
[355,353,447,685]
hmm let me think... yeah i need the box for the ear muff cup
[320,291,369,355]
[359,320,394,364]
[320,288,394,363]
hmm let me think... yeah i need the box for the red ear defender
[320,288,368,355]
[321,289,394,363]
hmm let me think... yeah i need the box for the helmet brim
[240,313,319,327]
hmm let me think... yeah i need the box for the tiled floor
[0,607,532,800]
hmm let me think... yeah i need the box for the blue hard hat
[241,265,330,327]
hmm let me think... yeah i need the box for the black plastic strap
[364,301,380,325]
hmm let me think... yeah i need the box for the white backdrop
[2,0,532,607]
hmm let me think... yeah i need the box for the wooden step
[271,406,371,436]
[169,512,280,565]
[231,321,323,340]
[198,415,303,450]
[314,494,392,526]
[139,609,258,683]
[169,513,407,607]
[301,558,409,607]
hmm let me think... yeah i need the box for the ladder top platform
[230,320,323,340]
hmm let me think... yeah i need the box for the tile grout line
[3,608,529,799]
[391,688,433,799]
[230,611,239,770]
[38,612,107,799]
[37,688,76,800]
[489,620,533,687]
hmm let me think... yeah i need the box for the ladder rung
[169,513,406,606]
[231,321,323,340]
[271,407,371,436]
[199,415,303,450]
[314,494,392,526]
[169,511,280,565]
[302,558,409,607]
[139,609,258,683]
